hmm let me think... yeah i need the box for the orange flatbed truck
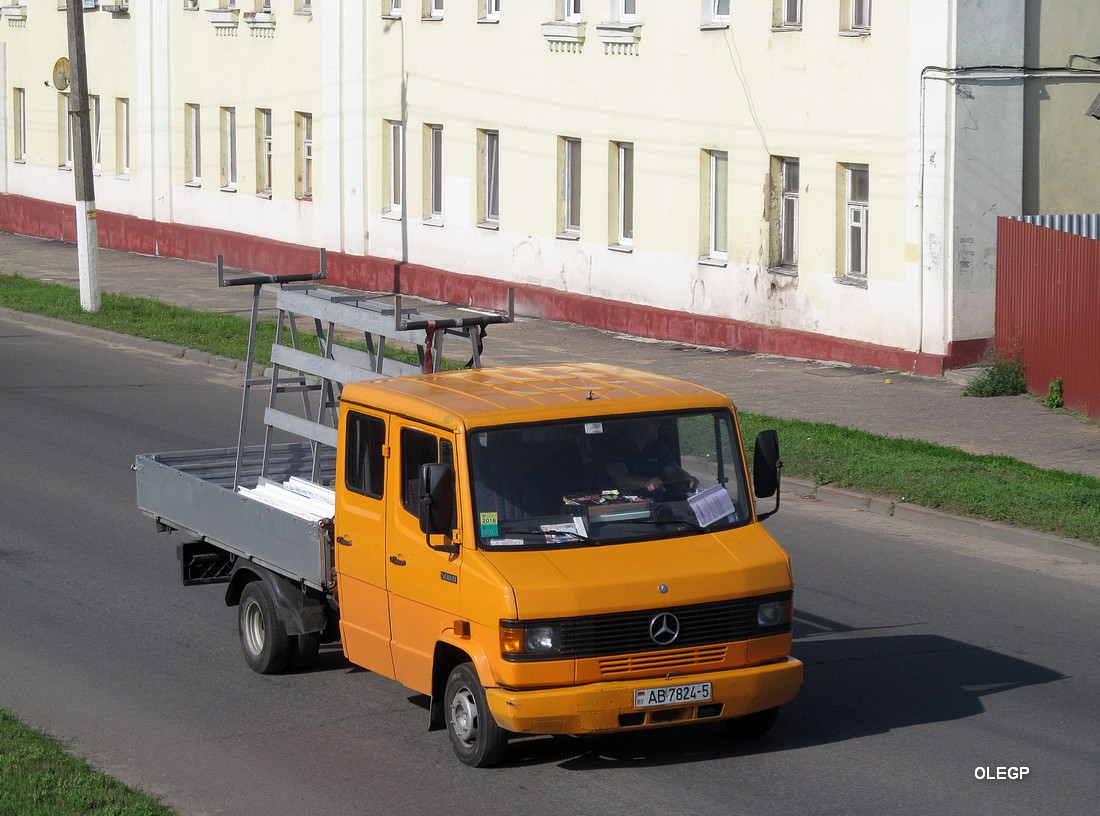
[135,281,801,767]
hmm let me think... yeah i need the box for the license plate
[634,682,712,708]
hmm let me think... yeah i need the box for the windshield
[469,410,750,550]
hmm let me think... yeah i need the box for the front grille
[503,591,791,662]
[598,645,728,676]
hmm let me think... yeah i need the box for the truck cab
[333,363,801,766]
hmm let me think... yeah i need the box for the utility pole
[65,0,100,313]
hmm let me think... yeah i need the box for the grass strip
[2,272,1098,544]
[0,709,173,816]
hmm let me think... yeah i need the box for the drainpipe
[916,59,1100,362]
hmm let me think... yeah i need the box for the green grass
[0,709,173,816]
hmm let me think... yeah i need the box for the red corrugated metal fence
[996,218,1100,419]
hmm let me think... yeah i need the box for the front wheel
[238,581,292,675]
[444,663,508,767]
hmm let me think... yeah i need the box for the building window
[479,0,499,21]
[295,112,313,200]
[478,128,499,227]
[612,141,633,248]
[185,103,201,185]
[560,136,582,236]
[562,0,582,22]
[423,0,443,19]
[702,0,730,27]
[704,149,728,261]
[774,0,801,28]
[385,0,402,17]
[257,108,272,197]
[296,0,312,12]
[59,93,73,169]
[14,88,27,163]
[610,0,637,22]
[844,164,869,278]
[220,107,237,191]
[425,124,444,223]
[771,157,798,269]
[842,0,870,32]
[184,0,199,10]
[116,98,130,177]
[90,95,102,175]
[385,118,403,216]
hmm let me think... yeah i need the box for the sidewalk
[3,230,1099,484]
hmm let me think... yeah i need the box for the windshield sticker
[584,422,604,434]
[479,512,499,537]
[689,484,738,527]
[539,519,587,543]
[488,538,525,547]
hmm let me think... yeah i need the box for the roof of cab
[339,363,733,430]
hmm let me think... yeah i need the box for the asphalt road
[1,312,1099,816]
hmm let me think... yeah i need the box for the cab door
[385,422,463,694]
[334,407,395,678]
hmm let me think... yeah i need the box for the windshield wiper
[520,526,600,545]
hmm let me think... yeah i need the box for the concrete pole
[66,1,100,313]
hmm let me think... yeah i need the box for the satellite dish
[53,57,71,91]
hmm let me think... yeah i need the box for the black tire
[725,706,780,738]
[238,581,292,675]
[444,663,509,768]
[289,632,321,671]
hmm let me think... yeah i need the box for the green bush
[1044,377,1064,410]
[964,350,1027,398]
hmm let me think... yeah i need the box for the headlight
[757,601,788,627]
[500,623,560,656]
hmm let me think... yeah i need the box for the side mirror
[418,463,456,546]
[753,429,782,521]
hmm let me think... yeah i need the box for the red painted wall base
[0,194,986,376]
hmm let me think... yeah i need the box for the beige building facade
[3,1,1099,373]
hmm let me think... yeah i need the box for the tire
[238,581,292,675]
[289,632,321,672]
[725,706,780,738]
[444,663,509,768]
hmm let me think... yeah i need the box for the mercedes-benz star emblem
[649,612,680,645]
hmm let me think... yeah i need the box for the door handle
[389,555,407,567]
[337,535,353,547]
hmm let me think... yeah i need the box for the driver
[604,417,698,497]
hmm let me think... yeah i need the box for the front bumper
[484,656,803,735]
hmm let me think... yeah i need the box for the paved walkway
[3,230,1099,484]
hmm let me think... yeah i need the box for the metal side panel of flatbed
[134,442,336,591]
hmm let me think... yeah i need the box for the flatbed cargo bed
[134,442,336,591]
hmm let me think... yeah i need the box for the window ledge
[421,14,443,22]
[206,8,239,29]
[58,165,73,172]
[293,10,312,18]
[609,243,633,253]
[698,255,727,267]
[422,216,444,227]
[14,158,27,165]
[243,10,276,33]
[835,274,868,288]
[541,20,585,52]
[381,14,402,21]
[2,5,27,22]
[596,21,641,53]
[768,265,798,277]
[477,220,499,231]
[477,17,499,24]
[185,180,201,188]
[382,209,402,221]
[116,173,130,180]
[256,191,272,200]
[221,185,237,193]
[838,29,871,37]
[770,25,802,32]
[700,22,730,31]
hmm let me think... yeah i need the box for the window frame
[775,0,801,28]
[425,123,444,224]
[705,149,728,262]
[480,0,500,21]
[14,88,27,163]
[344,412,387,500]
[220,106,237,192]
[295,111,313,201]
[851,0,871,31]
[256,107,273,198]
[116,97,130,178]
[773,156,799,270]
[612,140,634,249]
[385,118,404,217]
[479,128,500,228]
[561,136,582,237]
[702,0,730,27]
[59,93,73,170]
[562,0,582,22]
[90,95,102,175]
[845,164,869,279]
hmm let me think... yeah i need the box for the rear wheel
[725,706,780,738]
[289,632,321,671]
[444,663,508,767]
[238,581,292,675]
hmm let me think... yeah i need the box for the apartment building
[3,1,1099,373]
